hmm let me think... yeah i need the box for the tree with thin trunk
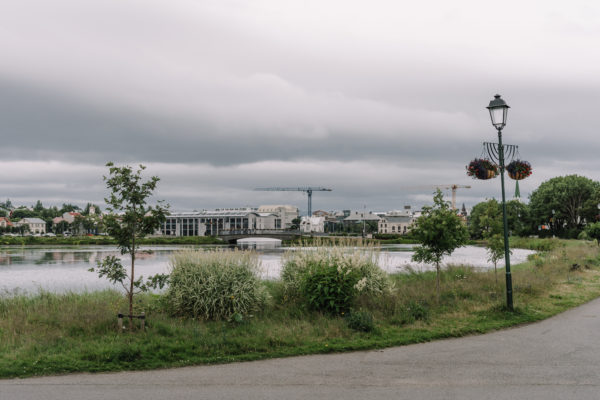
[486,233,505,287]
[411,189,469,302]
[90,163,168,329]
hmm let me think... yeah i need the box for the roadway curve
[3,297,600,400]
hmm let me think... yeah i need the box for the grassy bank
[1,239,600,378]
[0,235,224,246]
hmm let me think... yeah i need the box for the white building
[160,208,283,237]
[378,210,413,235]
[17,218,47,234]
[257,205,299,229]
[300,216,325,233]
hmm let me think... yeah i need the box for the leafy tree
[505,200,531,237]
[469,199,531,239]
[17,223,29,235]
[76,213,101,235]
[0,210,6,218]
[481,201,513,288]
[89,163,168,328]
[529,175,600,237]
[60,203,81,214]
[1,199,13,209]
[72,215,85,236]
[411,189,469,301]
[290,217,301,230]
[33,200,44,213]
[41,206,60,220]
[54,220,69,234]
[469,199,501,239]
[11,208,37,219]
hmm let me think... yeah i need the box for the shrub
[402,300,429,322]
[281,245,391,314]
[302,262,361,314]
[165,249,267,320]
[578,230,590,241]
[345,309,375,332]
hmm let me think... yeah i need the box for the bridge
[216,230,303,244]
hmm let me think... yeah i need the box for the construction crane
[434,184,471,210]
[254,187,333,216]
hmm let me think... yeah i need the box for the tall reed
[165,249,267,320]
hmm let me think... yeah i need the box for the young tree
[90,163,168,329]
[486,234,505,286]
[475,199,502,285]
[411,189,469,301]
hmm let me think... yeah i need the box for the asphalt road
[3,298,600,400]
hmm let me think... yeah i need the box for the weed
[345,310,375,332]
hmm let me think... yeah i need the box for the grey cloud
[1,0,600,212]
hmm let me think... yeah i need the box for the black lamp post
[487,94,513,311]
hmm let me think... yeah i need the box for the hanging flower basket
[506,159,532,180]
[466,159,498,180]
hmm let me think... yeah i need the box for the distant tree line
[469,174,600,239]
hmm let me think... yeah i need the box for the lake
[0,244,535,295]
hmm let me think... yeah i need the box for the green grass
[2,239,600,378]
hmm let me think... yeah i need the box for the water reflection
[0,245,535,295]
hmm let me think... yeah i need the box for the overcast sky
[1,0,599,214]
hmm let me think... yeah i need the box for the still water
[0,245,535,294]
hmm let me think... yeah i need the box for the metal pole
[307,190,312,216]
[497,129,514,311]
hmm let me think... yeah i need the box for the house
[62,212,82,223]
[17,218,47,234]
[0,217,13,229]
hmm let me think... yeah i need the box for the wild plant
[165,249,268,320]
[281,244,391,314]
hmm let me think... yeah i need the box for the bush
[578,230,590,240]
[165,249,267,320]
[302,262,361,314]
[281,245,391,314]
[403,300,429,322]
[345,309,375,332]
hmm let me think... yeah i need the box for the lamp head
[487,94,510,130]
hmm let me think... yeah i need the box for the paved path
[3,298,600,400]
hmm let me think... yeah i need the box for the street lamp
[487,94,513,311]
